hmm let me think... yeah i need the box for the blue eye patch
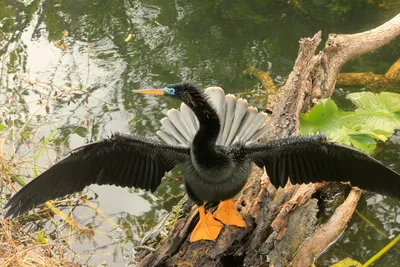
[165,88,176,95]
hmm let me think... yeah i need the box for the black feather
[4,133,189,218]
[245,135,400,198]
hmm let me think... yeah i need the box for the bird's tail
[157,87,270,146]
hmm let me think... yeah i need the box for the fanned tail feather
[225,99,248,146]
[220,95,236,145]
[167,109,192,141]
[157,87,270,147]
[159,118,187,144]
[179,103,198,139]
[206,88,227,145]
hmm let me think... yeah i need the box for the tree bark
[136,14,400,267]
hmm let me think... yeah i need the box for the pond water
[1,0,400,266]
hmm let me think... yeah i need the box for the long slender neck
[186,90,220,147]
[183,89,222,169]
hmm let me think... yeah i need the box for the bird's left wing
[245,135,400,198]
[5,133,190,218]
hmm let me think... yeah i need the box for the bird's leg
[190,205,224,242]
[213,199,246,227]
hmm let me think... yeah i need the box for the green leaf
[331,257,362,267]
[300,92,400,152]
[341,92,400,136]
[0,123,4,132]
[300,99,376,152]
[37,231,48,244]
[74,126,88,138]
[346,133,376,153]
[300,98,341,134]
[348,92,400,112]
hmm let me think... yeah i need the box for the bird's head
[135,83,201,107]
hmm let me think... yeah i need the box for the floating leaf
[348,92,400,112]
[340,92,400,136]
[300,92,400,152]
[346,132,376,152]
[300,99,376,152]
[300,98,340,134]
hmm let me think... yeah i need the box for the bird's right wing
[245,135,400,198]
[5,133,190,218]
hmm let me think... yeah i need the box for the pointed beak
[134,88,165,96]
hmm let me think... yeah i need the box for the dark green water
[1,0,399,266]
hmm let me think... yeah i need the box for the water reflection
[1,0,400,266]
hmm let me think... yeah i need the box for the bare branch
[292,188,363,267]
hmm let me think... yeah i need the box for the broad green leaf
[340,92,400,136]
[348,92,400,112]
[300,98,340,134]
[0,123,4,132]
[347,133,376,152]
[331,257,362,267]
[300,99,376,152]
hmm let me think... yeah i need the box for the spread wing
[245,135,400,198]
[5,133,190,218]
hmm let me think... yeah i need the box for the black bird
[4,83,400,242]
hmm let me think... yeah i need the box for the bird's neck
[186,91,222,167]
[191,95,220,147]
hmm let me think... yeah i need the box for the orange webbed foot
[213,199,246,227]
[190,206,224,242]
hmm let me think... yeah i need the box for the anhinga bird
[4,83,400,242]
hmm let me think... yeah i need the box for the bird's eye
[166,88,176,95]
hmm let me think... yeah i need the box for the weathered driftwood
[136,14,400,267]
[292,188,363,267]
